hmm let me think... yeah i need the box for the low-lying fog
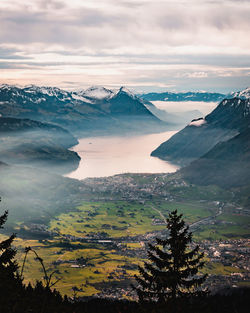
[152,101,217,116]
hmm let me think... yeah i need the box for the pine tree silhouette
[0,200,23,311]
[134,210,207,304]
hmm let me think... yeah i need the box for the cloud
[0,46,32,60]
[0,0,249,92]
[1,0,250,48]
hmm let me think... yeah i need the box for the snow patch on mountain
[23,85,69,98]
[81,86,114,99]
[229,87,250,100]
[71,93,93,103]
[189,118,206,127]
[0,84,20,90]
[0,84,72,101]
[0,84,147,110]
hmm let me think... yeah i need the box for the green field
[1,198,249,298]
[0,236,141,297]
[49,200,214,238]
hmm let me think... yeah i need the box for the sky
[0,0,250,93]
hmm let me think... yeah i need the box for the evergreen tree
[134,210,207,304]
[0,200,23,311]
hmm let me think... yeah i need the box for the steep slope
[109,87,155,116]
[0,85,167,135]
[151,88,250,165]
[140,91,225,102]
[0,117,80,174]
[105,87,168,131]
[180,127,250,188]
[78,86,168,131]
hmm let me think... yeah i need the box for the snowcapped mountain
[207,87,250,130]
[229,87,250,100]
[0,83,71,100]
[151,87,250,165]
[117,86,138,99]
[0,84,145,107]
[0,84,167,135]
[75,86,140,102]
[0,84,78,108]
[75,86,114,101]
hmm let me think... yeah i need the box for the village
[15,172,249,299]
[21,218,250,299]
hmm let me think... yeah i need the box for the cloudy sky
[0,0,250,92]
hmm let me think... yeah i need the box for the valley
[1,1,250,311]
[0,85,249,300]
[3,179,249,298]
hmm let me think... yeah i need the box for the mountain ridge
[151,87,250,165]
[180,127,250,188]
[0,84,168,135]
[0,116,80,174]
[140,91,225,102]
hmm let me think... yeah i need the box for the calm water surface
[66,131,179,179]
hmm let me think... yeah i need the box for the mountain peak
[81,86,114,99]
[116,86,138,101]
[119,86,135,95]
[229,87,250,100]
[0,83,21,90]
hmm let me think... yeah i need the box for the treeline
[1,284,249,313]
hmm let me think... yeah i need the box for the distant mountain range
[1,84,249,186]
[151,87,250,189]
[140,91,225,102]
[0,85,167,136]
[0,84,171,173]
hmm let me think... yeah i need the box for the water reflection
[66,131,179,179]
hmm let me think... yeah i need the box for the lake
[66,131,179,179]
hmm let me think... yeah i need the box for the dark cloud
[0,62,28,69]
[0,46,32,60]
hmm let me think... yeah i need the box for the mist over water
[152,101,217,115]
[66,131,179,179]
